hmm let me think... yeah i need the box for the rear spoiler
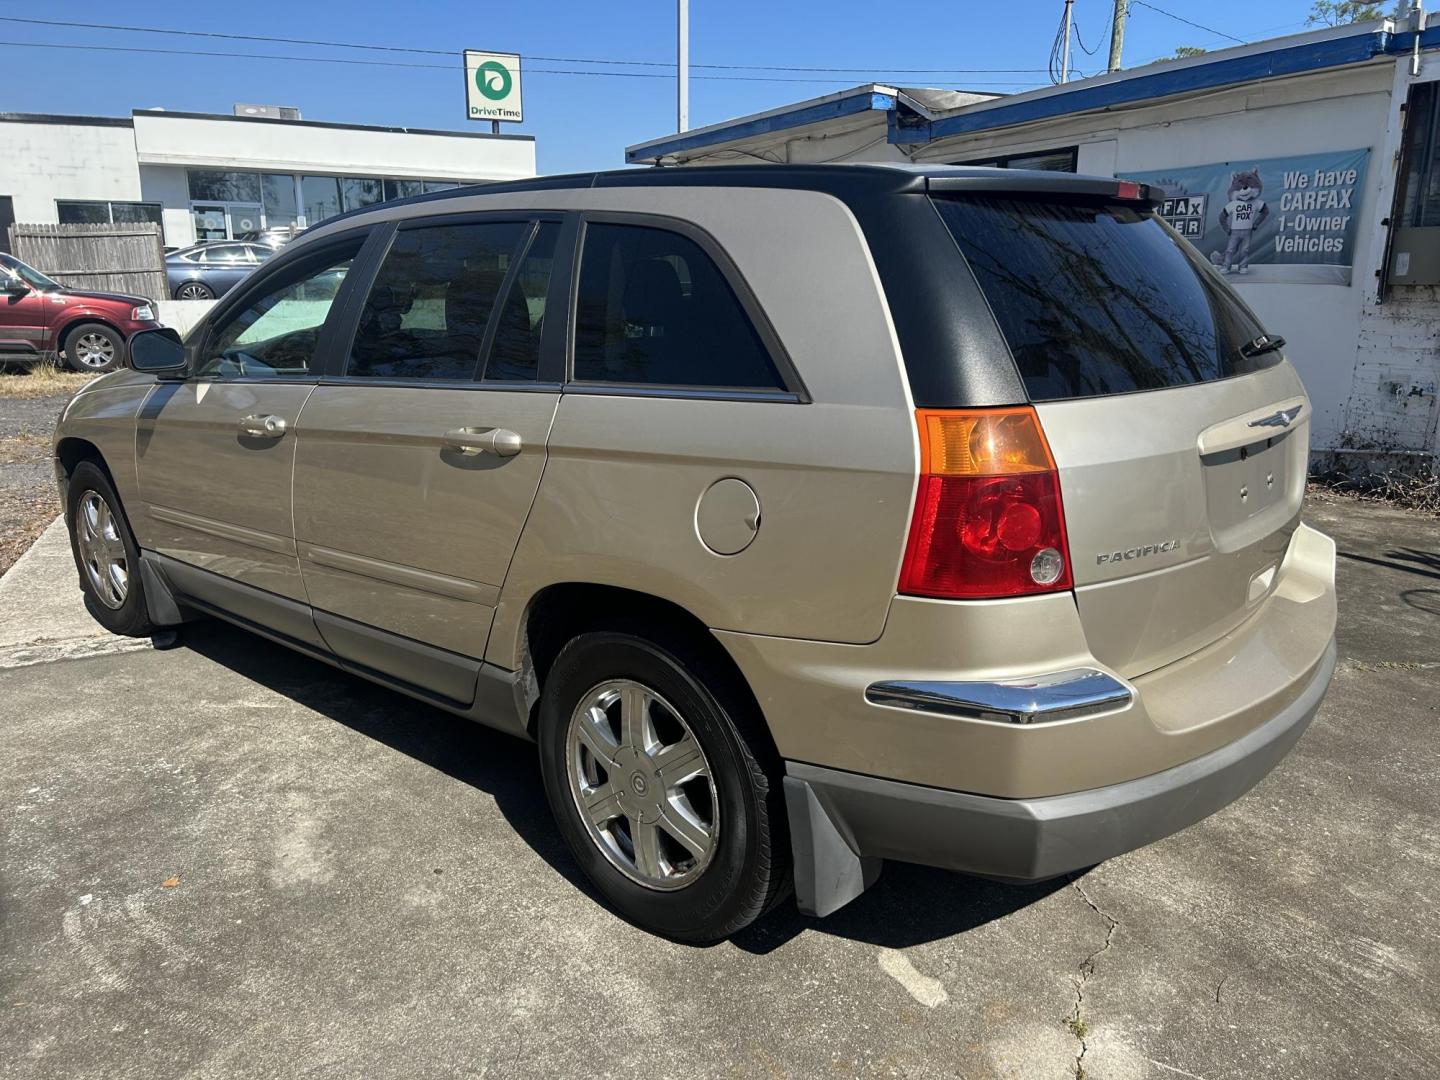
[926,174,1162,206]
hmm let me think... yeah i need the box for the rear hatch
[932,191,1308,678]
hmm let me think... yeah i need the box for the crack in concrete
[1068,878,1119,1079]
[0,633,151,669]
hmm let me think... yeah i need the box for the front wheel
[537,631,789,943]
[65,461,156,637]
[62,322,125,373]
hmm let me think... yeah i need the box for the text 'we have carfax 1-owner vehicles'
[55,164,1337,941]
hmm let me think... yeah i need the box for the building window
[56,200,165,239]
[187,170,263,203]
[340,177,383,213]
[383,179,425,201]
[1399,81,1440,227]
[953,147,1078,172]
[261,174,300,229]
[302,176,342,225]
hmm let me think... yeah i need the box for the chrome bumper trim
[864,668,1132,725]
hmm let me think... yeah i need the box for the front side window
[572,222,783,390]
[348,221,530,381]
[198,243,360,378]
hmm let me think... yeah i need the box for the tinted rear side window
[933,195,1270,401]
[349,221,529,381]
[573,222,783,390]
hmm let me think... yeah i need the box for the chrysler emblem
[1248,405,1302,429]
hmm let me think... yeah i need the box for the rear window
[932,195,1273,401]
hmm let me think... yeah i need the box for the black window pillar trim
[537,212,582,386]
[316,222,397,379]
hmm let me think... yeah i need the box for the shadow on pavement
[1337,546,1440,582]
[177,620,1060,952]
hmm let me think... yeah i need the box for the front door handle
[239,413,287,439]
[442,427,522,458]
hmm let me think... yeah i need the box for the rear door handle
[239,414,287,439]
[442,427,523,458]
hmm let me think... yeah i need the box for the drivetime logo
[469,56,521,121]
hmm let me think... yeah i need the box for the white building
[628,15,1440,469]
[1,107,536,251]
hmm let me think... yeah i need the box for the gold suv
[55,165,1337,942]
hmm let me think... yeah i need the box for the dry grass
[0,484,59,578]
[0,363,96,399]
[1307,473,1440,516]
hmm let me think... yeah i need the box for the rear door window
[932,195,1271,401]
[482,222,559,382]
[349,221,530,382]
[572,222,784,390]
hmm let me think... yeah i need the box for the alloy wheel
[72,332,116,369]
[177,283,211,300]
[75,490,128,608]
[565,679,719,891]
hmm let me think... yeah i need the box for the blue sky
[6,0,1325,174]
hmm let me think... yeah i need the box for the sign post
[464,50,523,133]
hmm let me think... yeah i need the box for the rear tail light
[898,407,1073,600]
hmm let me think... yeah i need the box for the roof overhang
[907,21,1421,145]
[625,17,1440,165]
[625,84,898,165]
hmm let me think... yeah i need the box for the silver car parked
[54,165,1337,941]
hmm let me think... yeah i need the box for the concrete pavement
[0,499,1436,1079]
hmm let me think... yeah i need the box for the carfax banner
[1126,149,1371,285]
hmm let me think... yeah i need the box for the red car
[0,253,160,372]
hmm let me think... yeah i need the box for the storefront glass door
[190,202,265,242]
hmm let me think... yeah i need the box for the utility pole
[677,0,690,133]
[1107,0,1127,72]
[1061,0,1074,82]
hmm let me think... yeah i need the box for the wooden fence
[7,222,166,301]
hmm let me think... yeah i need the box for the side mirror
[1,277,30,295]
[129,326,188,375]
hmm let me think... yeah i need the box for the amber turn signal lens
[916,408,1056,477]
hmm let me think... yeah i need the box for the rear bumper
[786,635,1334,914]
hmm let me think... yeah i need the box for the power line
[0,16,1050,75]
[0,41,1045,87]
[1128,0,1247,45]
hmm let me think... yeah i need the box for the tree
[1307,0,1386,26]
[1173,45,1208,57]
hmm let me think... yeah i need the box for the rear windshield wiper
[1238,334,1286,358]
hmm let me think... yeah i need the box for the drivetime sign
[465,50,523,123]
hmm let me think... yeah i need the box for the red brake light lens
[899,408,1073,600]
[1116,179,1141,200]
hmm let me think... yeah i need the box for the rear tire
[65,461,156,637]
[62,322,124,373]
[537,629,789,943]
[174,281,214,301]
